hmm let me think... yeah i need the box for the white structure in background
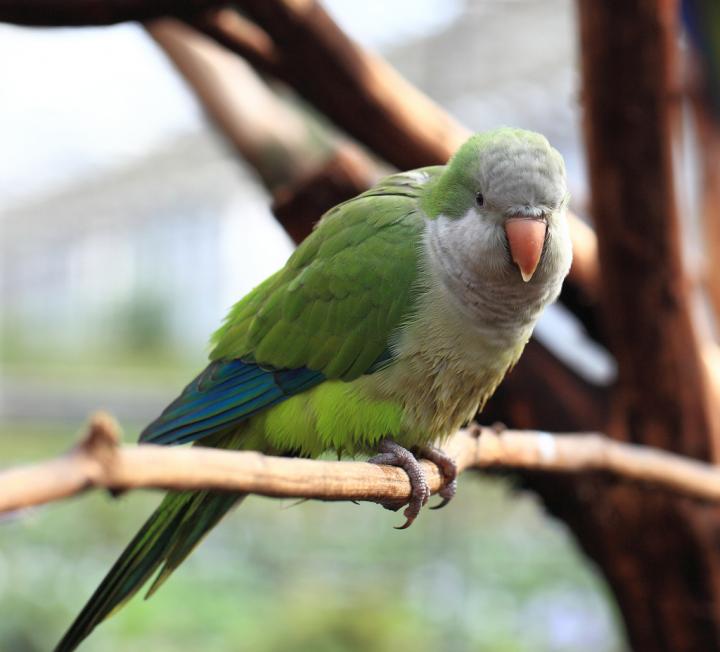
[1,132,293,355]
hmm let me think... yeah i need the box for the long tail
[55,489,243,652]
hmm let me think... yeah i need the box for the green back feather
[210,169,437,379]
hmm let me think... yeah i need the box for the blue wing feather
[139,359,325,446]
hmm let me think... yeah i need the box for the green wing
[139,167,441,448]
[210,167,441,379]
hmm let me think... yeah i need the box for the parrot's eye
[475,192,484,207]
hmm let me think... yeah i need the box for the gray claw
[369,439,430,528]
[430,478,457,510]
[417,445,458,509]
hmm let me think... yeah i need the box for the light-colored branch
[4,413,720,515]
[146,18,328,191]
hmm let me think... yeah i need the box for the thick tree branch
[206,3,463,170]
[193,8,284,79]
[4,414,720,515]
[579,0,716,458]
[0,0,223,26]
[570,3,720,650]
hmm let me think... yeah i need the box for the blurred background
[0,1,635,650]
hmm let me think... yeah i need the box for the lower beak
[504,216,547,282]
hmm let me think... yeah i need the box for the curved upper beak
[504,216,547,282]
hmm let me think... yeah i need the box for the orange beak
[504,216,547,282]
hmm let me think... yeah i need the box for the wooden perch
[5,413,720,515]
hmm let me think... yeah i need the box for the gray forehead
[478,142,566,210]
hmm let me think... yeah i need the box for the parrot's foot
[417,445,458,510]
[368,439,430,529]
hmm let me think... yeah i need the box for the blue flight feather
[139,359,325,446]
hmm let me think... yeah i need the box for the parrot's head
[422,127,572,291]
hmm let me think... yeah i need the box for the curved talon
[396,483,430,529]
[417,445,458,509]
[368,439,430,528]
[430,479,457,510]
[395,511,415,530]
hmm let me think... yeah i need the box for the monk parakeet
[56,127,571,651]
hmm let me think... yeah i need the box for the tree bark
[569,1,720,650]
[580,0,714,459]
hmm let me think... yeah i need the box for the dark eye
[475,192,484,207]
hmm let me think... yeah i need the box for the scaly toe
[417,445,458,509]
[369,439,430,528]
[396,473,430,527]
[430,478,457,510]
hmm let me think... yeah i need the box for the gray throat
[424,219,563,346]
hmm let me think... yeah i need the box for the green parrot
[56,127,572,651]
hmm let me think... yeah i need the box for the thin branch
[0,0,223,26]
[146,18,328,192]
[4,413,720,515]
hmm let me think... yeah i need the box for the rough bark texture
[581,0,714,459]
[571,1,720,650]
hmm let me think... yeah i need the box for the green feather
[209,170,433,380]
